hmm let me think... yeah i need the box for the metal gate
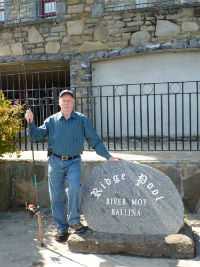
[0,61,70,150]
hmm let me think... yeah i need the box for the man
[25,89,122,242]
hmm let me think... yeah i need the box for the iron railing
[104,0,200,12]
[1,73,200,151]
[89,82,200,151]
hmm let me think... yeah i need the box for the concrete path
[0,210,200,267]
[1,150,200,162]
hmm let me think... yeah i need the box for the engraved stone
[81,160,184,235]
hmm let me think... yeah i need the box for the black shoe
[55,231,69,242]
[69,223,88,234]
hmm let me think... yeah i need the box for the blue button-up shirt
[29,111,111,160]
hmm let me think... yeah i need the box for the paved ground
[0,210,200,267]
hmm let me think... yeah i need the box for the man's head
[59,89,75,99]
[59,90,75,115]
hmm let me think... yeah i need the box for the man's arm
[83,116,122,162]
[25,108,49,140]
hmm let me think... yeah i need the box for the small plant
[0,91,24,157]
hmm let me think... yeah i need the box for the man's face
[59,94,75,114]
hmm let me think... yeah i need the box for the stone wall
[0,3,200,89]
[0,158,199,213]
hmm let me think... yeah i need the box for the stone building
[0,0,200,145]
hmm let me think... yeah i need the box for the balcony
[0,0,66,26]
[104,0,200,12]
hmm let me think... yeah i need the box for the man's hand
[25,108,34,123]
[109,156,123,162]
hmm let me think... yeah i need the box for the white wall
[92,51,200,84]
[92,51,200,139]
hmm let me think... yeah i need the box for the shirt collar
[58,110,76,120]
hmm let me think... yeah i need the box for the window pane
[44,2,56,14]
[0,10,4,21]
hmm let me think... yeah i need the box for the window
[135,0,153,8]
[0,0,4,24]
[42,0,56,18]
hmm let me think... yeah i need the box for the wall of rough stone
[0,158,199,213]
[0,4,200,89]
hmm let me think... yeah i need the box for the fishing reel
[26,204,39,218]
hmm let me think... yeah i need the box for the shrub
[0,91,24,157]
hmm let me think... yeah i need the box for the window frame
[42,0,56,18]
[0,1,4,25]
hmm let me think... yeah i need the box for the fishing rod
[15,0,44,247]
[27,120,44,247]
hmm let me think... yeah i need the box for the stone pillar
[70,59,93,121]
